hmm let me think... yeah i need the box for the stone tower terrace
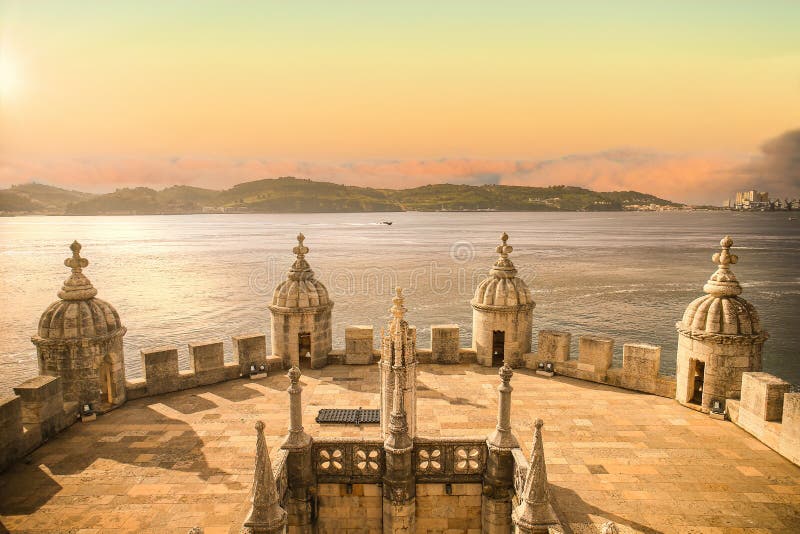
[0,363,798,533]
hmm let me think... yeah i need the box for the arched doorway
[492,330,505,367]
[298,332,312,369]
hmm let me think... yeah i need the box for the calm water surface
[1,211,798,394]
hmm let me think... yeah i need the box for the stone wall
[416,483,482,532]
[431,324,460,363]
[527,330,677,398]
[728,372,799,466]
[128,335,283,400]
[315,483,382,533]
[0,375,77,473]
[344,326,374,365]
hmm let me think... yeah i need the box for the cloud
[729,128,800,200]
[4,133,800,205]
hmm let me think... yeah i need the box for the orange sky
[1,2,799,204]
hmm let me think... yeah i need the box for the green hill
[2,177,681,215]
[0,183,94,213]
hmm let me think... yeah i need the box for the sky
[1,1,799,204]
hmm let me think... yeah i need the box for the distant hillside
[64,185,218,215]
[1,177,682,215]
[0,183,94,213]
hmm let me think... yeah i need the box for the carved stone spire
[380,287,417,439]
[487,363,519,450]
[703,235,742,297]
[512,419,559,533]
[490,232,518,279]
[243,421,287,534]
[58,241,98,301]
[385,366,412,451]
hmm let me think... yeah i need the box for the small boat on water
[381,221,393,225]
[789,217,796,221]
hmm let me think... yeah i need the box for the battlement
[0,375,77,472]
[127,335,283,400]
[727,372,799,465]
[525,330,678,398]
[85,324,681,404]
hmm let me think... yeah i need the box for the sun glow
[0,53,22,102]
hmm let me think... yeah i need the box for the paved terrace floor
[0,364,798,534]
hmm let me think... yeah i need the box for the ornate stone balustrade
[311,438,385,484]
[309,436,489,485]
[414,437,488,483]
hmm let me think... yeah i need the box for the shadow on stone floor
[416,378,487,409]
[551,484,662,534]
[159,392,219,414]
[0,400,234,515]
[208,380,265,403]
[0,465,62,516]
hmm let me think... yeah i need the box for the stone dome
[38,298,124,340]
[472,233,535,309]
[270,233,331,309]
[35,241,125,341]
[677,236,764,337]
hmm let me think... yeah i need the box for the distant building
[733,189,770,210]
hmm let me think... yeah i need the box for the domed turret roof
[35,241,124,341]
[271,233,331,309]
[472,233,535,309]
[678,236,764,338]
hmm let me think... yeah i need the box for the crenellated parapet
[727,372,799,465]
[0,375,78,473]
[525,330,678,398]
[127,335,284,400]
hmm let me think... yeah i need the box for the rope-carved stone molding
[675,324,769,345]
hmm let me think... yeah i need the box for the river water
[1,211,798,394]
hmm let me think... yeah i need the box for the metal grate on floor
[315,408,380,425]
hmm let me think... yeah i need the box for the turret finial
[703,235,742,297]
[293,233,309,259]
[496,232,513,258]
[58,241,98,301]
[490,232,517,279]
[288,233,313,281]
[65,241,89,273]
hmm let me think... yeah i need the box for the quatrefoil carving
[318,449,343,472]
[454,446,482,473]
[418,448,442,473]
[355,448,380,474]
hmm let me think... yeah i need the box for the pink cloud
[0,149,778,205]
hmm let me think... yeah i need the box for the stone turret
[31,241,127,412]
[268,234,333,369]
[379,288,417,439]
[675,236,768,413]
[243,420,287,534]
[512,419,559,534]
[472,233,535,367]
